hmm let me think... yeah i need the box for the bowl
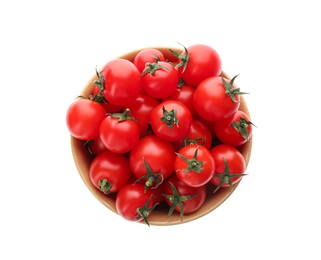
[70,46,252,226]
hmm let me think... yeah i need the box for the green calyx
[213,158,247,193]
[222,74,248,102]
[169,42,189,73]
[160,106,179,128]
[134,158,164,193]
[134,196,158,227]
[232,116,256,141]
[162,182,198,220]
[98,179,112,194]
[141,60,169,76]
[89,67,107,104]
[110,108,136,122]
[175,146,204,174]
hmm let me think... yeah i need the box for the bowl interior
[70,47,252,226]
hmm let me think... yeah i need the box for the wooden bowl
[70,47,253,226]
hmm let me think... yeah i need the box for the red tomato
[214,110,254,147]
[91,85,123,113]
[89,151,131,194]
[129,135,176,189]
[66,98,106,140]
[150,100,193,141]
[85,136,108,155]
[162,174,207,219]
[141,61,179,99]
[101,59,142,106]
[194,75,245,121]
[163,83,196,115]
[209,144,246,192]
[173,119,213,151]
[99,109,140,154]
[175,144,215,187]
[124,94,160,137]
[116,183,156,226]
[133,48,165,73]
[170,44,222,86]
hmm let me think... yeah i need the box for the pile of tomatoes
[66,43,254,226]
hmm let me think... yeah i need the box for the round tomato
[66,98,106,140]
[209,144,247,192]
[129,135,176,189]
[163,83,196,115]
[173,119,213,151]
[214,110,254,147]
[116,183,156,226]
[194,74,246,121]
[141,61,179,99]
[150,100,192,141]
[133,48,165,73]
[175,144,215,187]
[170,44,222,86]
[89,151,131,194]
[101,58,142,106]
[99,109,140,154]
[162,174,207,219]
[85,136,108,155]
[124,94,160,137]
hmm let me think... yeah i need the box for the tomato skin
[194,76,240,121]
[172,119,213,151]
[162,174,207,215]
[178,44,222,86]
[175,144,215,187]
[66,99,106,140]
[86,136,108,155]
[89,151,131,194]
[163,84,196,115]
[133,48,165,73]
[142,61,179,99]
[209,144,246,187]
[116,183,155,223]
[99,115,140,154]
[214,110,253,147]
[124,94,160,137]
[129,135,176,181]
[101,59,142,106]
[150,100,193,142]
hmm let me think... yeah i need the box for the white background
[1,0,320,259]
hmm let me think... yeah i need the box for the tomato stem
[141,60,169,76]
[232,117,256,141]
[169,42,189,73]
[110,108,137,122]
[162,181,198,220]
[160,106,179,128]
[135,196,158,227]
[213,158,247,193]
[175,146,204,173]
[98,179,112,194]
[222,74,248,102]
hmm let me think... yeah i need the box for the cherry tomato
[89,151,131,194]
[116,183,156,226]
[141,61,179,99]
[124,94,160,137]
[175,144,215,187]
[194,75,246,121]
[66,98,106,140]
[150,100,192,141]
[214,110,254,147]
[101,58,142,106]
[133,48,165,73]
[99,109,140,154]
[172,119,213,151]
[163,83,196,115]
[85,136,108,155]
[129,135,176,189]
[170,44,222,86]
[209,144,246,192]
[91,85,123,113]
[162,174,207,219]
